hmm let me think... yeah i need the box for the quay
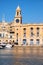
[12,46,43,55]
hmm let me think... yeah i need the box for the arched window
[37,27,40,30]
[30,27,33,30]
[17,12,19,16]
[23,28,26,30]
[23,28,26,32]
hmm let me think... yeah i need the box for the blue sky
[0,0,43,24]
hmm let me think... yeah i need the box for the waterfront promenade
[0,46,43,65]
[12,46,43,54]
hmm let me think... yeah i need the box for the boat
[6,44,12,48]
[0,46,4,49]
[0,43,6,47]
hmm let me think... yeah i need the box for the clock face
[16,19,19,23]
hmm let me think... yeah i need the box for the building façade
[0,6,43,46]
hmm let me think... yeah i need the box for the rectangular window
[0,34,1,37]
[10,35,12,38]
[30,39,34,45]
[3,33,4,38]
[10,32,14,34]
[30,32,34,37]
[23,28,26,37]
[23,39,26,45]
[23,33,26,37]
[2,33,5,38]
[16,33,18,38]
[37,32,39,37]
[16,33,18,42]
[16,39,18,43]
[36,39,40,45]
[36,27,40,37]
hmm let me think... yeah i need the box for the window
[17,28,18,30]
[10,26,12,28]
[37,32,39,37]
[6,40,8,42]
[16,33,18,36]
[23,28,26,32]
[10,35,12,38]
[17,12,19,16]
[37,27,40,30]
[10,32,14,34]
[23,28,26,30]
[23,39,26,44]
[16,39,18,42]
[30,27,33,31]
[23,33,26,37]
[36,27,40,37]
[0,34,1,37]
[0,40,1,42]
[10,29,12,31]
[30,27,34,37]
[23,28,26,37]
[16,33,18,39]
[30,39,34,45]
[30,32,34,37]
[16,33,18,43]
[3,33,4,38]
[13,40,15,43]
[36,39,40,45]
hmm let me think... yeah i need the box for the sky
[0,0,43,24]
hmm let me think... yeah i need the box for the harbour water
[0,46,43,65]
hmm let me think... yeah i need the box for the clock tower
[14,6,22,24]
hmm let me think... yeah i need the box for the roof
[16,5,21,11]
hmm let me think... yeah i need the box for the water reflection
[0,47,43,65]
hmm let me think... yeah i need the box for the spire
[16,5,21,11]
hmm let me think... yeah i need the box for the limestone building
[0,6,43,46]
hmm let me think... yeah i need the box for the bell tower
[14,6,22,24]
